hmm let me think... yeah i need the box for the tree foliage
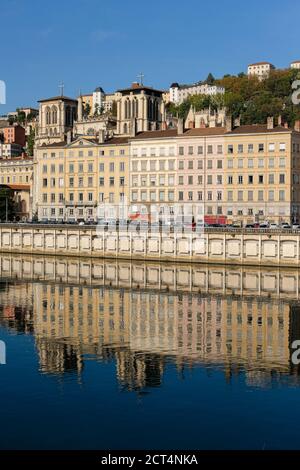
[167,68,300,126]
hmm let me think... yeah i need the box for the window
[268,157,274,168]
[258,190,264,201]
[268,143,275,152]
[59,193,63,202]
[188,146,194,155]
[228,175,233,184]
[227,191,233,202]
[269,174,274,184]
[132,176,138,187]
[178,191,184,201]
[207,145,213,154]
[178,161,184,170]
[99,177,104,186]
[198,191,203,201]
[217,191,222,201]
[168,175,174,185]
[120,162,125,172]
[179,147,184,155]
[109,162,114,172]
[217,160,223,169]
[279,157,286,167]
[109,177,114,186]
[78,193,83,202]
[169,160,175,170]
[79,177,83,187]
[217,175,222,185]
[50,178,55,187]
[248,144,254,153]
[159,175,165,185]
[238,175,243,184]
[109,193,114,203]
[248,158,253,168]
[258,143,264,152]
[279,174,285,184]
[238,144,243,153]
[238,191,243,201]
[198,160,203,169]
[238,159,243,168]
[120,177,125,186]
[59,178,64,188]
[269,190,274,201]
[207,160,213,169]
[88,176,93,186]
[43,194,47,202]
[120,149,125,155]
[99,163,104,172]
[217,145,223,154]
[248,175,253,184]
[248,191,253,201]
[258,159,264,168]
[159,191,165,201]
[188,175,193,185]
[207,175,212,184]
[207,191,212,201]
[99,193,104,202]
[228,159,233,169]
[69,164,74,173]
[88,163,93,172]
[279,142,286,152]
[258,175,264,184]
[59,164,64,173]
[188,160,193,169]
[42,165,47,174]
[88,192,93,201]
[159,161,165,171]
[150,175,156,186]
[150,191,156,202]
[78,163,84,172]
[279,190,285,201]
[188,191,193,201]
[198,146,203,155]
[69,193,74,202]
[150,161,156,171]
[109,150,115,157]
[228,145,233,154]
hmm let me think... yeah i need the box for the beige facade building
[35,135,129,222]
[0,155,34,220]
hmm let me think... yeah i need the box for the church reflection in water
[1,253,300,389]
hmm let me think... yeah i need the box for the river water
[0,254,300,449]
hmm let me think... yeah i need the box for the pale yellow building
[35,135,129,222]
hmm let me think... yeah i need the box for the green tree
[27,128,35,156]
[0,187,14,222]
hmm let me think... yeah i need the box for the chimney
[98,130,105,143]
[177,118,184,135]
[131,82,140,89]
[278,115,282,127]
[294,120,300,132]
[67,130,72,144]
[225,116,232,132]
[267,116,274,130]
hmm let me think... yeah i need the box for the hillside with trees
[167,69,300,126]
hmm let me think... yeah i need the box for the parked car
[292,224,300,230]
[259,223,269,229]
[245,224,255,229]
[269,223,278,229]
[281,223,291,229]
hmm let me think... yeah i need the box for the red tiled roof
[7,184,30,191]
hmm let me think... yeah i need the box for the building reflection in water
[0,254,300,389]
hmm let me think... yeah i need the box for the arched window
[123,123,128,134]
[45,106,51,125]
[65,106,71,126]
[51,105,57,124]
[124,101,127,119]
[135,99,139,118]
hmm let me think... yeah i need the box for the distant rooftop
[38,95,77,103]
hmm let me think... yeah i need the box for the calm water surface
[1,254,300,449]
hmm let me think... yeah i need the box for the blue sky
[0,0,299,113]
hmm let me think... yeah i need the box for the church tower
[115,82,166,135]
[36,92,78,145]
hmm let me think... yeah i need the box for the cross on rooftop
[58,81,64,96]
[138,72,145,86]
